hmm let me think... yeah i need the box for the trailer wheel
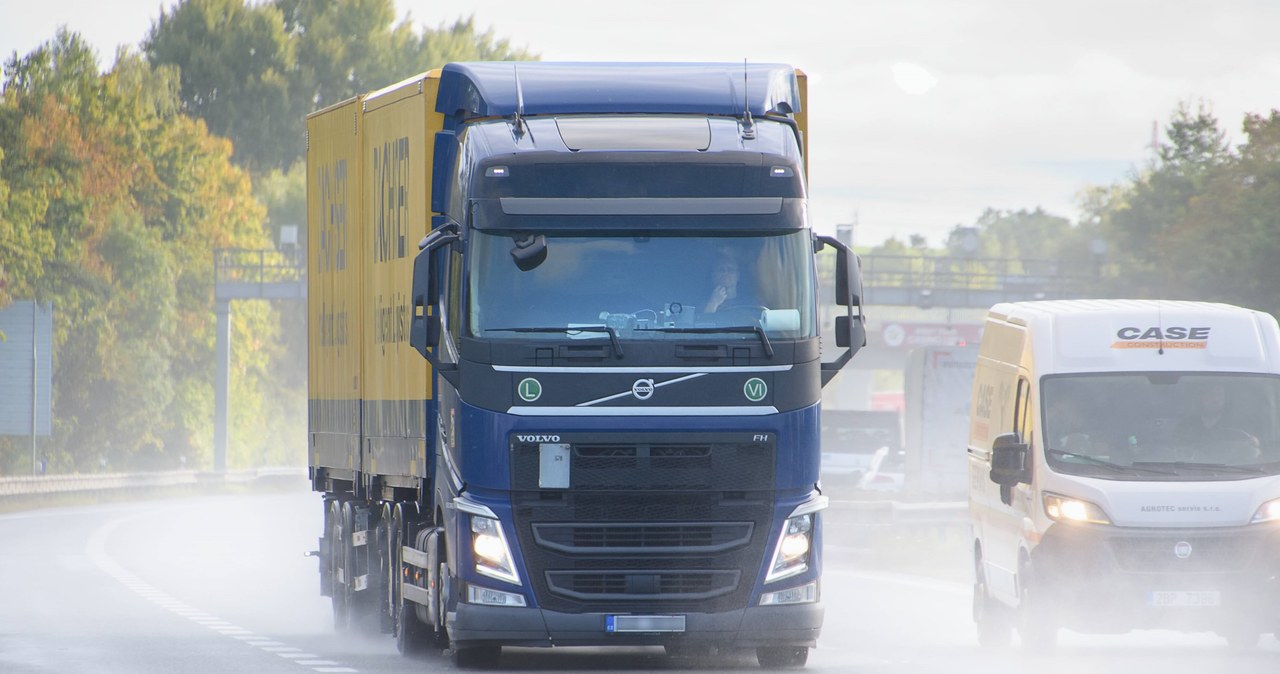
[756,645,808,668]
[328,500,351,631]
[375,505,393,634]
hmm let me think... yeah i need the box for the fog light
[467,584,527,607]
[760,581,818,606]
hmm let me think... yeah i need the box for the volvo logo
[516,434,561,443]
[1174,541,1193,559]
[632,378,655,400]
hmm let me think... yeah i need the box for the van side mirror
[989,432,1030,487]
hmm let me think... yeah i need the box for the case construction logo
[1111,326,1210,350]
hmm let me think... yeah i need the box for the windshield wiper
[649,325,773,358]
[485,325,623,358]
[1131,461,1270,476]
[1047,448,1175,476]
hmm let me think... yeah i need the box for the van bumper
[448,601,823,648]
[1031,523,1280,634]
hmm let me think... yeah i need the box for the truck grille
[532,522,754,554]
[546,570,740,601]
[509,432,777,613]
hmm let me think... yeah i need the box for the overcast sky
[2,0,1279,245]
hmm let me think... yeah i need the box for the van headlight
[471,515,520,584]
[1250,498,1280,524]
[1043,492,1111,525]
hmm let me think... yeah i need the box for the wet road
[0,485,1276,672]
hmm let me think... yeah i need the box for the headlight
[471,515,520,584]
[1043,492,1111,525]
[766,513,814,583]
[1251,498,1280,524]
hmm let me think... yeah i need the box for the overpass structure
[858,254,1096,309]
[212,248,305,472]
[207,249,1092,470]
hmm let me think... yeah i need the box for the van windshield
[1042,373,1280,481]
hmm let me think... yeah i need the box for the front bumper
[449,601,823,648]
[1031,522,1280,634]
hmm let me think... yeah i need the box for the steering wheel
[713,305,769,322]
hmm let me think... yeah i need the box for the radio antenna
[740,59,756,139]
[513,64,526,138]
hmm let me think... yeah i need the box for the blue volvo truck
[307,62,866,668]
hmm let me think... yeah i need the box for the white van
[968,300,1280,649]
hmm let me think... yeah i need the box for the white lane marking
[86,511,359,672]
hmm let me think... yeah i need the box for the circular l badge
[517,377,542,402]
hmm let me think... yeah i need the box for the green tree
[147,0,536,174]
[1103,101,1232,295]
[144,0,298,174]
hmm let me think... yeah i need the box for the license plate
[1147,591,1220,607]
[605,615,686,633]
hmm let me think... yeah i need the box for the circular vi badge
[743,377,768,402]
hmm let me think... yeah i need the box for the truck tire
[756,646,807,668]
[391,504,431,656]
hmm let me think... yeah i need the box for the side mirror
[989,432,1030,487]
[408,223,459,362]
[819,235,866,386]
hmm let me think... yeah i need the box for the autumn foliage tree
[0,31,283,473]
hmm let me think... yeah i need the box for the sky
[2,0,1279,246]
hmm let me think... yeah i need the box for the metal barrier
[827,499,967,527]
[0,467,307,499]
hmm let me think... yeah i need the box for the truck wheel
[756,646,808,668]
[973,561,1011,647]
[392,505,430,655]
[431,547,450,649]
[1016,564,1058,652]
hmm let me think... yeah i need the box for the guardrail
[0,467,307,499]
[828,499,967,527]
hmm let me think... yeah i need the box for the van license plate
[606,615,686,633]
[1148,591,1220,607]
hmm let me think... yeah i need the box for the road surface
[1,484,1276,672]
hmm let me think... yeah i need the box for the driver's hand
[705,285,728,313]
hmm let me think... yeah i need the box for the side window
[1013,378,1030,439]
[446,247,463,343]
[437,244,463,364]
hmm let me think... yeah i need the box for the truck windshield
[1042,373,1280,480]
[468,231,816,341]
